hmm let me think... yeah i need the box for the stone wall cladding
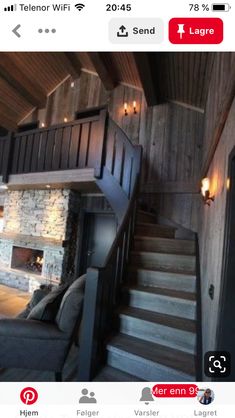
[3,189,69,240]
[62,190,81,281]
[0,240,12,267]
[0,189,79,292]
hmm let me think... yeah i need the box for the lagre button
[169,18,223,44]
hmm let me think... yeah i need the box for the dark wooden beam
[0,53,46,108]
[59,53,82,79]
[7,168,96,190]
[133,52,163,106]
[202,63,235,177]
[87,53,118,90]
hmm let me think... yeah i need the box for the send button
[110,18,164,44]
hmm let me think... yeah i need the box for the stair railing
[0,109,142,382]
[0,107,107,183]
[77,119,142,381]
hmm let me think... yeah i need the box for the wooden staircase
[95,210,197,381]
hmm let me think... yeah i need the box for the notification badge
[20,387,38,405]
[169,18,223,44]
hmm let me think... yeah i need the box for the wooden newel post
[2,132,14,184]
[77,268,102,381]
[94,108,108,179]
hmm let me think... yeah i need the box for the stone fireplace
[11,246,44,275]
[0,189,80,292]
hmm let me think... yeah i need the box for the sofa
[0,274,85,381]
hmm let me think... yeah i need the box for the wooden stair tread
[129,266,196,278]
[107,333,195,376]
[118,306,196,333]
[138,210,156,218]
[126,285,196,301]
[129,264,196,276]
[134,235,195,255]
[131,250,195,259]
[137,222,176,230]
[138,210,156,216]
[135,235,194,244]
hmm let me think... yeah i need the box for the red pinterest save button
[169,18,223,44]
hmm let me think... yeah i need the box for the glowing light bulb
[133,101,137,114]
[201,177,210,197]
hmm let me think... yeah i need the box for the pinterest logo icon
[20,387,38,405]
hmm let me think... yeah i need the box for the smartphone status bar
[0,1,234,51]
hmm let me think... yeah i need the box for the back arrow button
[12,24,21,38]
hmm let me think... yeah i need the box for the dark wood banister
[0,108,142,382]
[0,108,107,183]
[77,120,142,380]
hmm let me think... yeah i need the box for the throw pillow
[17,287,50,318]
[27,283,68,322]
[56,274,86,334]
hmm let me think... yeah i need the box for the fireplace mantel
[0,232,67,248]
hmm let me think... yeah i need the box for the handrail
[0,108,142,382]
[77,119,142,380]
[0,108,107,182]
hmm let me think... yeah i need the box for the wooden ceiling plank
[87,52,118,91]
[0,53,46,107]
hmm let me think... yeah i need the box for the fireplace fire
[26,254,44,273]
[11,246,44,275]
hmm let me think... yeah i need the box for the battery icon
[212,3,231,11]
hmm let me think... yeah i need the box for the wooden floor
[0,284,30,317]
[0,284,78,382]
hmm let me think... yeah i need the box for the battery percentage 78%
[189,3,210,11]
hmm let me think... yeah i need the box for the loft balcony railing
[0,106,142,381]
[0,107,107,182]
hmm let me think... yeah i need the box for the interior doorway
[217,147,235,381]
[79,212,117,274]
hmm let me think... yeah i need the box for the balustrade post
[94,108,108,179]
[77,268,101,381]
[2,132,14,183]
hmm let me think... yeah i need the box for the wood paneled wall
[197,53,235,370]
[199,97,235,361]
[202,53,235,174]
[21,69,204,231]
[139,102,204,184]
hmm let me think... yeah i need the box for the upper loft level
[0,106,142,221]
[0,51,234,232]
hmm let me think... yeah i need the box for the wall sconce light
[41,122,45,128]
[64,117,68,123]
[133,101,137,114]
[70,81,75,88]
[124,102,128,116]
[201,177,215,205]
